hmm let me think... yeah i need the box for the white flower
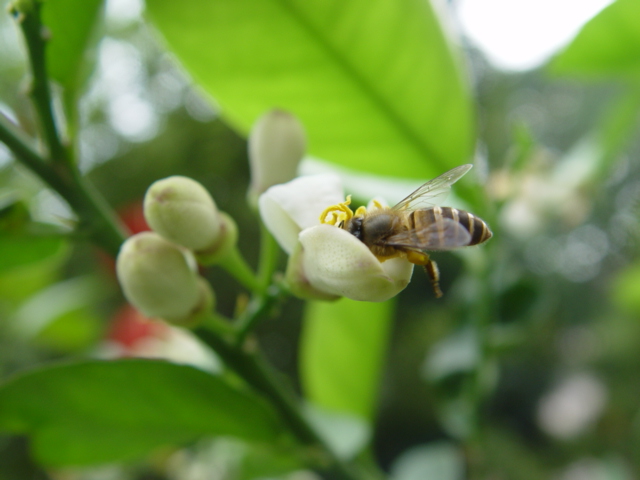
[259,175,414,302]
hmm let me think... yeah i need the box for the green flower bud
[116,232,213,325]
[144,176,222,253]
[248,109,306,206]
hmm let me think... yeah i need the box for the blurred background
[1,0,640,479]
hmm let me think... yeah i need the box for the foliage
[0,0,640,479]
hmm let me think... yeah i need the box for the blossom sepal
[194,212,239,266]
[172,277,216,328]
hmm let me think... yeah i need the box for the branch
[4,1,128,256]
[10,0,68,166]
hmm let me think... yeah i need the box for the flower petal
[298,224,413,302]
[259,174,344,253]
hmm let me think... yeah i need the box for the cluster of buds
[117,176,237,326]
[116,107,409,327]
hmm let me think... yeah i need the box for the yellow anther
[320,195,354,226]
[372,200,384,210]
[354,206,367,216]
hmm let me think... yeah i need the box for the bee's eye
[346,217,364,241]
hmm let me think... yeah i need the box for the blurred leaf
[36,307,102,352]
[506,122,536,172]
[146,0,474,178]
[0,234,67,273]
[237,443,305,480]
[611,261,640,314]
[13,276,110,347]
[592,87,640,177]
[41,0,104,95]
[422,327,478,382]
[436,397,475,441]
[478,427,552,480]
[11,275,108,352]
[497,279,538,324]
[550,0,640,77]
[300,298,393,421]
[0,198,30,231]
[390,442,465,480]
[0,231,69,302]
[0,436,51,480]
[304,404,370,460]
[0,359,284,466]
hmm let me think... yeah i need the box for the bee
[320,164,492,298]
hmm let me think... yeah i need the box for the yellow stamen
[354,206,367,216]
[320,195,354,226]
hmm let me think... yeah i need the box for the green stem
[0,114,127,255]
[3,2,128,257]
[257,222,280,290]
[194,322,361,480]
[217,246,262,293]
[0,115,61,188]
[68,167,129,255]
[234,282,287,346]
[11,0,68,166]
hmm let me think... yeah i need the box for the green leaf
[146,0,474,178]
[0,359,284,466]
[550,0,640,77]
[11,275,108,351]
[41,0,104,93]
[421,327,479,382]
[300,298,393,420]
[390,442,465,480]
[304,404,370,460]
[611,261,640,314]
[0,234,67,273]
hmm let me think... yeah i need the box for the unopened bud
[144,176,222,253]
[248,109,306,206]
[116,232,213,325]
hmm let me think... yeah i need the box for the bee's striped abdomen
[441,207,492,245]
[408,207,492,249]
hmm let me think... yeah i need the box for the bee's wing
[392,164,473,211]
[385,217,472,251]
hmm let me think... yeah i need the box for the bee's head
[344,216,364,241]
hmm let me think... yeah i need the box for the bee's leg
[405,251,443,298]
[423,260,443,299]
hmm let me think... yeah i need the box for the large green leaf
[146,0,474,178]
[0,359,283,466]
[41,0,104,94]
[300,298,393,420]
[550,0,640,77]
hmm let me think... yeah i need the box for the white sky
[456,0,614,71]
